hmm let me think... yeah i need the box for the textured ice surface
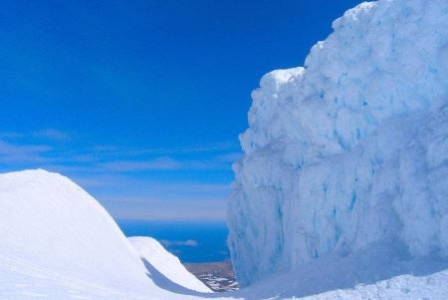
[228,0,448,287]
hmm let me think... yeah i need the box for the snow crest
[0,169,205,299]
[129,236,212,293]
[0,170,159,297]
[228,0,448,287]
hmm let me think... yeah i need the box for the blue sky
[0,0,363,221]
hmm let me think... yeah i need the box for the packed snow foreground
[2,0,448,299]
[0,169,212,300]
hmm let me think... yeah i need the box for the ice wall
[228,0,448,287]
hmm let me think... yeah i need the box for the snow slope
[228,0,448,287]
[230,240,448,299]
[129,236,212,293]
[0,169,210,299]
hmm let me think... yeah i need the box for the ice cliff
[228,0,448,287]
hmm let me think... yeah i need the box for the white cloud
[160,239,198,247]
[216,151,243,163]
[102,141,240,156]
[100,157,184,171]
[0,129,70,168]
[32,129,70,141]
[98,155,234,173]
[0,132,24,140]
[103,195,227,221]
[0,134,234,221]
[0,139,52,165]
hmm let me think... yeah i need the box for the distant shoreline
[183,260,238,292]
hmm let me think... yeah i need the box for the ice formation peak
[228,0,448,287]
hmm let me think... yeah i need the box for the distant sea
[117,220,230,263]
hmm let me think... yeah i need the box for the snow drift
[129,236,211,293]
[0,169,207,299]
[228,0,448,287]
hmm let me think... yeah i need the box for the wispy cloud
[0,139,52,165]
[216,152,243,163]
[0,130,237,221]
[91,178,230,221]
[0,132,24,140]
[0,129,70,169]
[0,129,70,142]
[100,157,183,172]
[160,239,198,247]
[0,130,240,177]
[96,150,238,173]
[32,129,70,141]
[93,141,240,157]
[77,174,231,199]
[105,196,227,221]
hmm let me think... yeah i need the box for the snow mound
[129,236,212,293]
[230,240,448,299]
[228,0,448,287]
[0,169,205,299]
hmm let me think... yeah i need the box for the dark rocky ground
[183,260,239,292]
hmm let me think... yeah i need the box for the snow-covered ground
[230,240,448,299]
[0,169,210,300]
[2,0,448,299]
[129,236,211,293]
